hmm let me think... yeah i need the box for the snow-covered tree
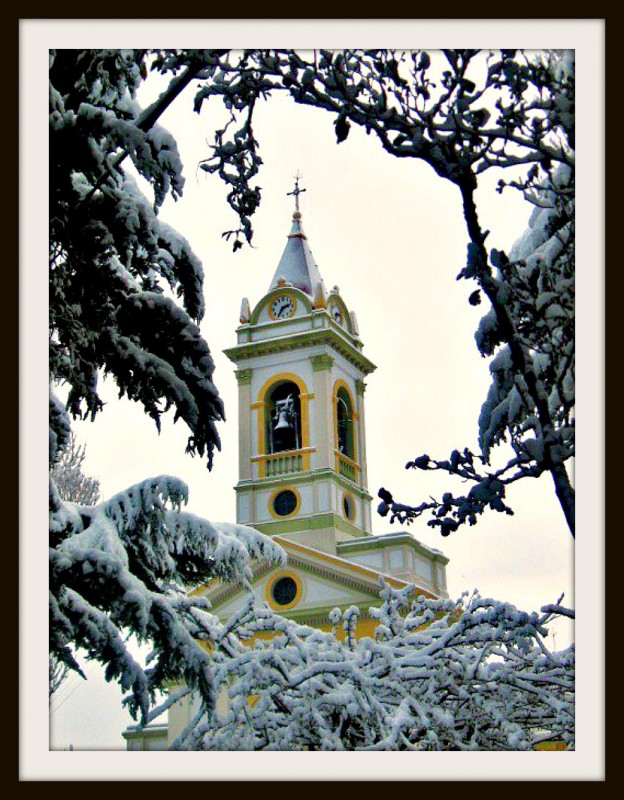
[49,474,284,722]
[49,49,227,467]
[50,431,101,507]
[49,432,100,698]
[162,582,574,751]
[378,153,574,538]
[49,49,284,724]
[49,49,575,743]
[49,656,69,700]
[185,48,575,536]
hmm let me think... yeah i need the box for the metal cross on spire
[287,172,306,213]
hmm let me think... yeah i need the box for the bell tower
[124,181,450,751]
[224,180,377,555]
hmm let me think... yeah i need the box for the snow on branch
[49,474,285,724]
[176,583,574,751]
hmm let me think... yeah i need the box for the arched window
[336,387,355,460]
[266,381,302,454]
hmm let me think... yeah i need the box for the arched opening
[336,387,355,460]
[266,381,302,454]
[343,492,356,521]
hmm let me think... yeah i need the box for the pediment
[195,536,422,624]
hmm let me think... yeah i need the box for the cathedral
[124,182,449,750]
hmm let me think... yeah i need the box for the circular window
[273,489,298,517]
[271,576,298,606]
[343,494,355,521]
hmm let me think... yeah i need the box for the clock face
[330,303,344,325]
[270,295,296,320]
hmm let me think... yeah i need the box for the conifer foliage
[49,49,284,723]
[49,49,223,468]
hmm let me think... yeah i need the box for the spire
[268,175,324,297]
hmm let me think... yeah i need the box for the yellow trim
[267,291,298,321]
[326,294,352,334]
[257,372,310,408]
[265,570,303,611]
[533,742,568,751]
[256,373,312,476]
[251,447,316,462]
[342,490,356,523]
[333,379,358,466]
[317,617,378,641]
[257,402,267,460]
[335,450,361,473]
[268,485,302,520]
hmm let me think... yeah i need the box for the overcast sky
[23,19,603,781]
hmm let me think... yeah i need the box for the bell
[274,410,293,431]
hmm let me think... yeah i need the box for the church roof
[268,211,325,297]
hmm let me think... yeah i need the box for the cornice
[224,328,376,376]
[287,555,383,597]
[198,542,439,615]
[337,534,450,565]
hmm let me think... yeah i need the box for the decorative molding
[224,329,376,376]
[202,546,439,616]
[287,556,379,597]
[235,368,253,385]
[235,469,373,502]
[356,379,367,397]
[311,353,335,371]
[204,559,275,607]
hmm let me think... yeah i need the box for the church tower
[123,180,450,750]
[224,178,376,555]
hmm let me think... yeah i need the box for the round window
[273,489,297,517]
[271,576,298,606]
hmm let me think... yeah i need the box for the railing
[336,452,359,483]
[263,452,304,477]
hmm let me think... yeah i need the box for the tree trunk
[550,463,575,538]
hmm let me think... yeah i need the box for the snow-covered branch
[49,469,285,723]
[173,583,574,751]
